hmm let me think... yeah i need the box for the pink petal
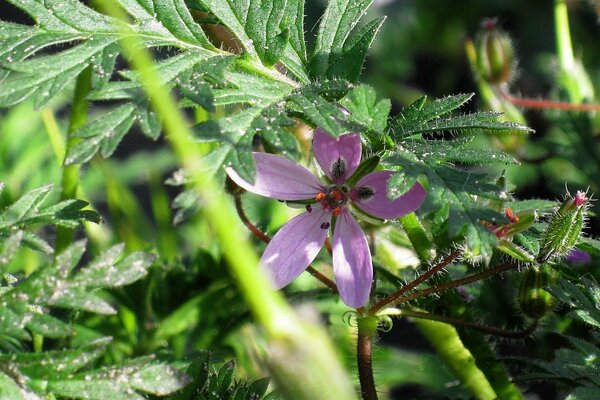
[226,152,323,200]
[332,210,372,308]
[260,206,331,289]
[313,128,362,184]
[351,171,426,220]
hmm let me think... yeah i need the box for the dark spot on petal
[331,158,346,179]
[306,204,313,213]
[320,222,330,229]
[357,186,374,200]
[341,185,349,193]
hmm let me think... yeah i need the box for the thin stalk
[398,309,537,339]
[233,194,338,292]
[369,249,461,314]
[55,67,92,253]
[357,317,378,400]
[497,87,600,112]
[40,109,65,165]
[384,262,519,309]
[97,4,356,398]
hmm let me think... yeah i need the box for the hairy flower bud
[538,191,589,263]
[475,19,515,85]
[518,265,555,319]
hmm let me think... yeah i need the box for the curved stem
[399,309,538,339]
[233,194,338,292]
[357,317,378,400]
[497,86,600,112]
[369,249,461,314]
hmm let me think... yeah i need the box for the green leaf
[44,358,189,399]
[188,0,309,81]
[401,138,518,165]
[385,151,503,261]
[0,36,119,109]
[194,103,299,184]
[547,277,600,329]
[0,186,98,254]
[65,104,137,165]
[310,0,381,82]
[391,94,532,139]
[340,84,391,133]
[577,238,600,257]
[0,240,154,343]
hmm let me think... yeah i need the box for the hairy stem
[233,194,338,292]
[385,262,519,308]
[357,317,378,400]
[369,249,461,314]
[498,87,600,112]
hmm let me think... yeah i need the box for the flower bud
[538,191,589,263]
[475,19,515,85]
[518,265,555,319]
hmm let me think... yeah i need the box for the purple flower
[227,128,426,307]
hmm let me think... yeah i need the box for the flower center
[315,186,348,216]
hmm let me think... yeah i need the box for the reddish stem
[357,329,378,400]
[369,249,462,314]
[498,87,600,112]
[234,194,338,292]
[383,262,519,309]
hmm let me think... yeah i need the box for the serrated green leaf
[577,238,600,257]
[0,36,118,108]
[25,313,74,338]
[325,16,385,83]
[310,0,379,82]
[0,184,52,227]
[46,358,188,399]
[66,104,137,165]
[194,103,299,184]
[340,85,391,133]
[188,0,308,81]
[288,91,350,136]
[0,230,24,271]
[0,338,111,380]
[75,250,155,288]
[401,138,518,165]
[0,371,28,400]
[385,151,503,260]
[391,94,532,139]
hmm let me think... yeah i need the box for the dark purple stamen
[331,158,346,179]
[357,186,374,200]
[306,204,313,213]
[320,222,330,229]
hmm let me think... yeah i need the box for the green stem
[55,67,92,253]
[554,0,574,73]
[400,212,433,263]
[414,319,497,400]
[96,3,356,398]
